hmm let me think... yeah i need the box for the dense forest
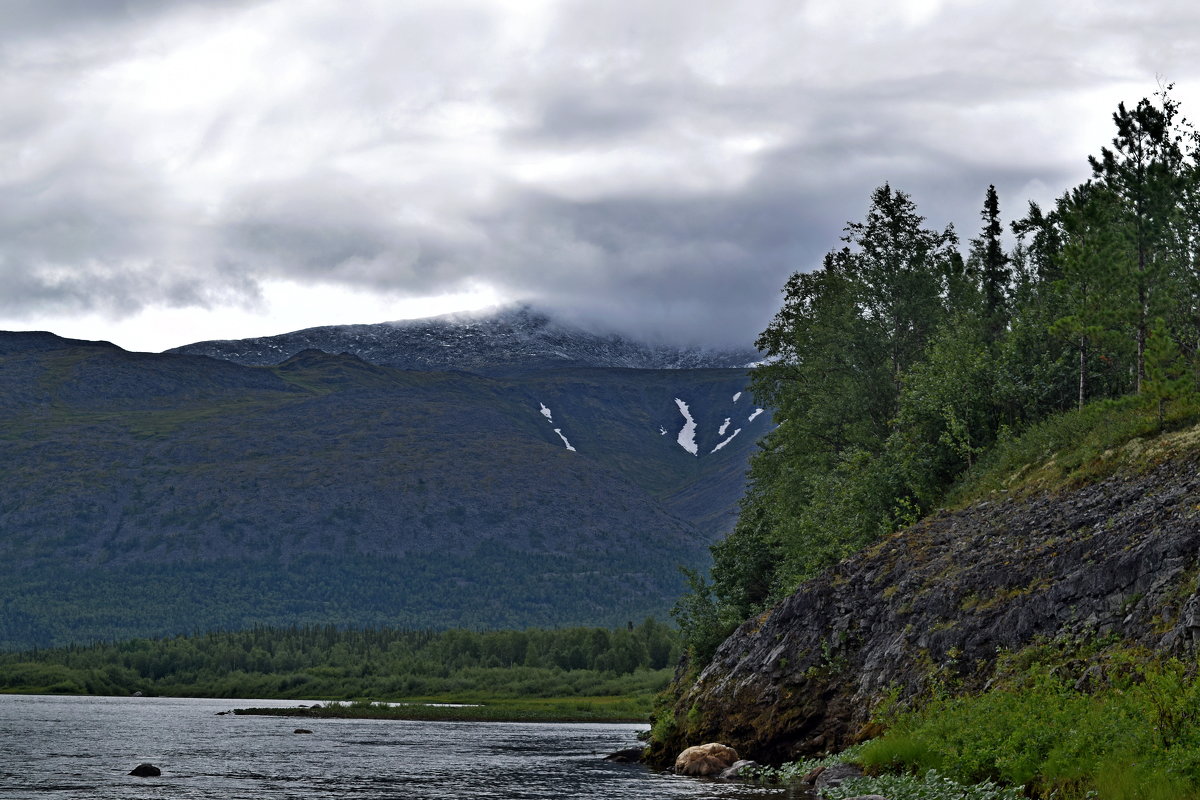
[675,85,1200,660]
[0,620,678,700]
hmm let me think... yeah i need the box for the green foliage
[670,568,738,665]
[746,742,866,783]
[751,744,1022,800]
[949,392,1200,505]
[689,87,1200,671]
[826,770,1024,800]
[0,621,679,703]
[859,651,1200,799]
[1145,317,1196,427]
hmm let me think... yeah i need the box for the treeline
[0,550,693,651]
[676,85,1200,660]
[0,620,678,699]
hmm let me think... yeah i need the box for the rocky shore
[649,453,1200,765]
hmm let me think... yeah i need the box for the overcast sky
[1,0,1198,352]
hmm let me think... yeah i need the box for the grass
[747,645,1200,799]
[854,646,1200,799]
[948,394,1200,507]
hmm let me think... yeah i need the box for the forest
[0,620,678,702]
[675,85,1200,661]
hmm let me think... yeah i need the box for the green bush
[860,653,1200,799]
[827,770,1024,800]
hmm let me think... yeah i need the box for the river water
[0,695,799,799]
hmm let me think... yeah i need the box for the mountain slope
[0,332,768,648]
[165,305,761,373]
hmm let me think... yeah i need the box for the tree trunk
[1079,335,1088,410]
[1136,282,1147,394]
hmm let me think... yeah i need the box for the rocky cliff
[650,444,1200,764]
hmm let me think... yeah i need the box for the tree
[891,316,994,505]
[1144,317,1194,428]
[740,185,957,599]
[978,185,1010,339]
[1000,201,1076,421]
[1052,183,1134,408]
[841,184,958,396]
[1087,89,1188,391]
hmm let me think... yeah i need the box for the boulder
[717,759,759,779]
[812,762,864,790]
[603,747,644,763]
[294,728,313,734]
[129,763,160,777]
[674,742,739,776]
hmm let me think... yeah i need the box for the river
[0,695,799,799]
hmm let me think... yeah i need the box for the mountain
[0,330,769,649]
[165,304,761,374]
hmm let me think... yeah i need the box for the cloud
[1,0,1198,348]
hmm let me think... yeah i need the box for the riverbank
[232,695,653,724]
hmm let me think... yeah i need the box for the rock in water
[674,742,739,776]
[603,747,644,762]
[129,763,160,777]
[718,759,759,779]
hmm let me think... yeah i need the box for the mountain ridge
[165,305,762,373]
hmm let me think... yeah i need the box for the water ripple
[0,695,788,800]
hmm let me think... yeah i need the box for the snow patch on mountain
[554,429,576,452]
[539,403,553,422]
[748,408,764,422]
[675,398,698,456]
[712,429,742,453]
[732,392,742,403]
[718,417,731,436]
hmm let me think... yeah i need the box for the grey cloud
[1,0,1197,348]
[0,0,261,42]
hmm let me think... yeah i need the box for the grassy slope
[949,395,1200,507]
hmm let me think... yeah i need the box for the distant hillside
[165,305,761,373]
[0,331,769,649]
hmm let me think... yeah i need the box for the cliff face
[651,452,1200,764]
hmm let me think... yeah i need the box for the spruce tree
[978,185,1010,342]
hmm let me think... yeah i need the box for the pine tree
[1087,90,1187,391]
[1052,184,1133,409]
[1144,317,1194,428]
